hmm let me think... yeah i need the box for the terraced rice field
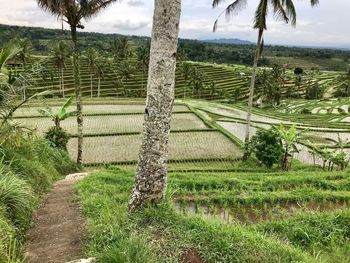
[18,98,350,167]
[68,131,240,164]
[188,100,350,166]
[20,57,341,101]
[18,99,242,166]
[17,112,207,135]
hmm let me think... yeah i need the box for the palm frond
[282,0,297,26]
[253,0,268,30]
[213,0,247,32]
[83,0,118,19]
[271,0,289,24]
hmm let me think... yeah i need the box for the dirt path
[25,173,89,263]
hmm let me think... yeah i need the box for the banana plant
[38,97,77,128]
[273,124,303,170]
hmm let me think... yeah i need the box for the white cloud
[0,0,349,47]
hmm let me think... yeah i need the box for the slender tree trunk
[58,69,62,93]
[61,68,65,98]
[243,29,264,160]
[90,73,93,98]
[71,25,83,164]
[98,77,101,97]
[129,0,181,211]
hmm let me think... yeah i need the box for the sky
[0,0,349,48]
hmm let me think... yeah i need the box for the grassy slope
[0,136,78,262]
[76,168,350,263]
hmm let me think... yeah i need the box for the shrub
[294,67,303,75]
[44,126,70,150]
[249,129,284,168]
[305,83,324,99]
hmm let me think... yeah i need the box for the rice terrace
[1,0,350,263]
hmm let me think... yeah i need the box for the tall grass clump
[0,132,78,261]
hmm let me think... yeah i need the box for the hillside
[1,23,350,71]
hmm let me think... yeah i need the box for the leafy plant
[249,128,284,168]
[38,97,76,149]
[38,97,76,128]
[273,124,302,170]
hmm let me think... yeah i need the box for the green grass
[0,135,78,262]
[77,168,318,263]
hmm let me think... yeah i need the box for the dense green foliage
[77,167,350,262]
[77,168,324,263]
[249,129,284,168]
[1,24,349,71]
[0,133,77,262]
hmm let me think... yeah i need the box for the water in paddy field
[174,201,350,224]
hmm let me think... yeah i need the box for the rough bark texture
[71,26,83,164]
[243,29,264,160]
[129,0,181,211]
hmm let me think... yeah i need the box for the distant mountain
[202,38,254,45]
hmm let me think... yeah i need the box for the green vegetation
[77,167,350,262]
[0,134,77,262]
[2,24,350,71]
[248,128,284,168]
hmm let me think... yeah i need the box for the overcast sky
[0,0,349,48]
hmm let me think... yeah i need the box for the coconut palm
[129,0,182,211]
[117,60,134,97]
[94,56,105,97]
[180,62,192,98]
[50,40,69,97]
[84,48,99,98]
[37,0,118,164]
[111,36,132,62]
[136,44,150,91]
[212,0,319,160]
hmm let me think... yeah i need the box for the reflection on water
[174,201,349,224]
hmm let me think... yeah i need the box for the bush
[294,67,303,75]
[44,126,70,150]
[305,83,324,99]
[250,129,284,168]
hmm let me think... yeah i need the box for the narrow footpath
[25,173,90,263]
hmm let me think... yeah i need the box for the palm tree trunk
[71,25,83,164]
[58,69,62,93]
[98,77,101,97]
[129,0,181,211]
[61,68,65,98]
[243,29,264,160]
[90,73,93,98]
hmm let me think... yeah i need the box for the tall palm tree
[94,56,105,97]
[129,0,182,211]
[117,60,134,97]
[37,0,118,164]
[50,40,69,97]
[136,44,150,92]
[213,0,319,159]
[111,36,132,62]
[85,47,99,98]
